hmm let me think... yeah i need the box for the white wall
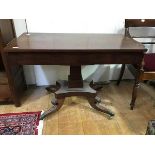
[13,19,36,85]
[13,19,27,37]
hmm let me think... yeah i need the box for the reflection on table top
[4,33,146,52]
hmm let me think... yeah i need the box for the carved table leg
[130,65,142,110]
[40,98,64,120]
[87,96,115,117]
[130,80,140,110]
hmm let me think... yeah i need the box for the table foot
[90,81,103,91]
[42,80,114,120]
[90,81,110,91]
[40,98,64,120]
[46,82,60,93]
[88,96,115,117]
[51,97,58,105]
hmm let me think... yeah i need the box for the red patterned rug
[0,111,43,135]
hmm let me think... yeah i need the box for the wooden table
[2,33,147,119]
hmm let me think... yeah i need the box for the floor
[0,80,155,135]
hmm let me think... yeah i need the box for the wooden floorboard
[0,80,155,135]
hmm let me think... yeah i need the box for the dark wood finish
[130,64,143,109]
[117,64,125,85]
[2,33,146,118]
[125,19,155,28]
[118,19,155,109]
[0,19,26,103]
[68,66,83,88]
[0,20,15,102]
[0,20,15,70]
[4,33,145,50]
[55,80,96,98]
[40,98,64,120]
[0,33,4,70]
[41,80,114,120]
[87,96,114,116]
[0,71,10,101]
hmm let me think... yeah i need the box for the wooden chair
[117,19,155,109]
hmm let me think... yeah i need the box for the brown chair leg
[117,64,125,85]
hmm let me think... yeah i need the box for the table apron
[6,52,144,65]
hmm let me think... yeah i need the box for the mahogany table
[2,33,147,120]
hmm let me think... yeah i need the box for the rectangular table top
[4,33,147,53]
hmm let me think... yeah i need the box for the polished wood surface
[0,81,155,134]
[5,33,145,51]
[2,33,146,111]
[3,33,146,66]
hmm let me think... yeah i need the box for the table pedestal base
[40,80,114,120]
